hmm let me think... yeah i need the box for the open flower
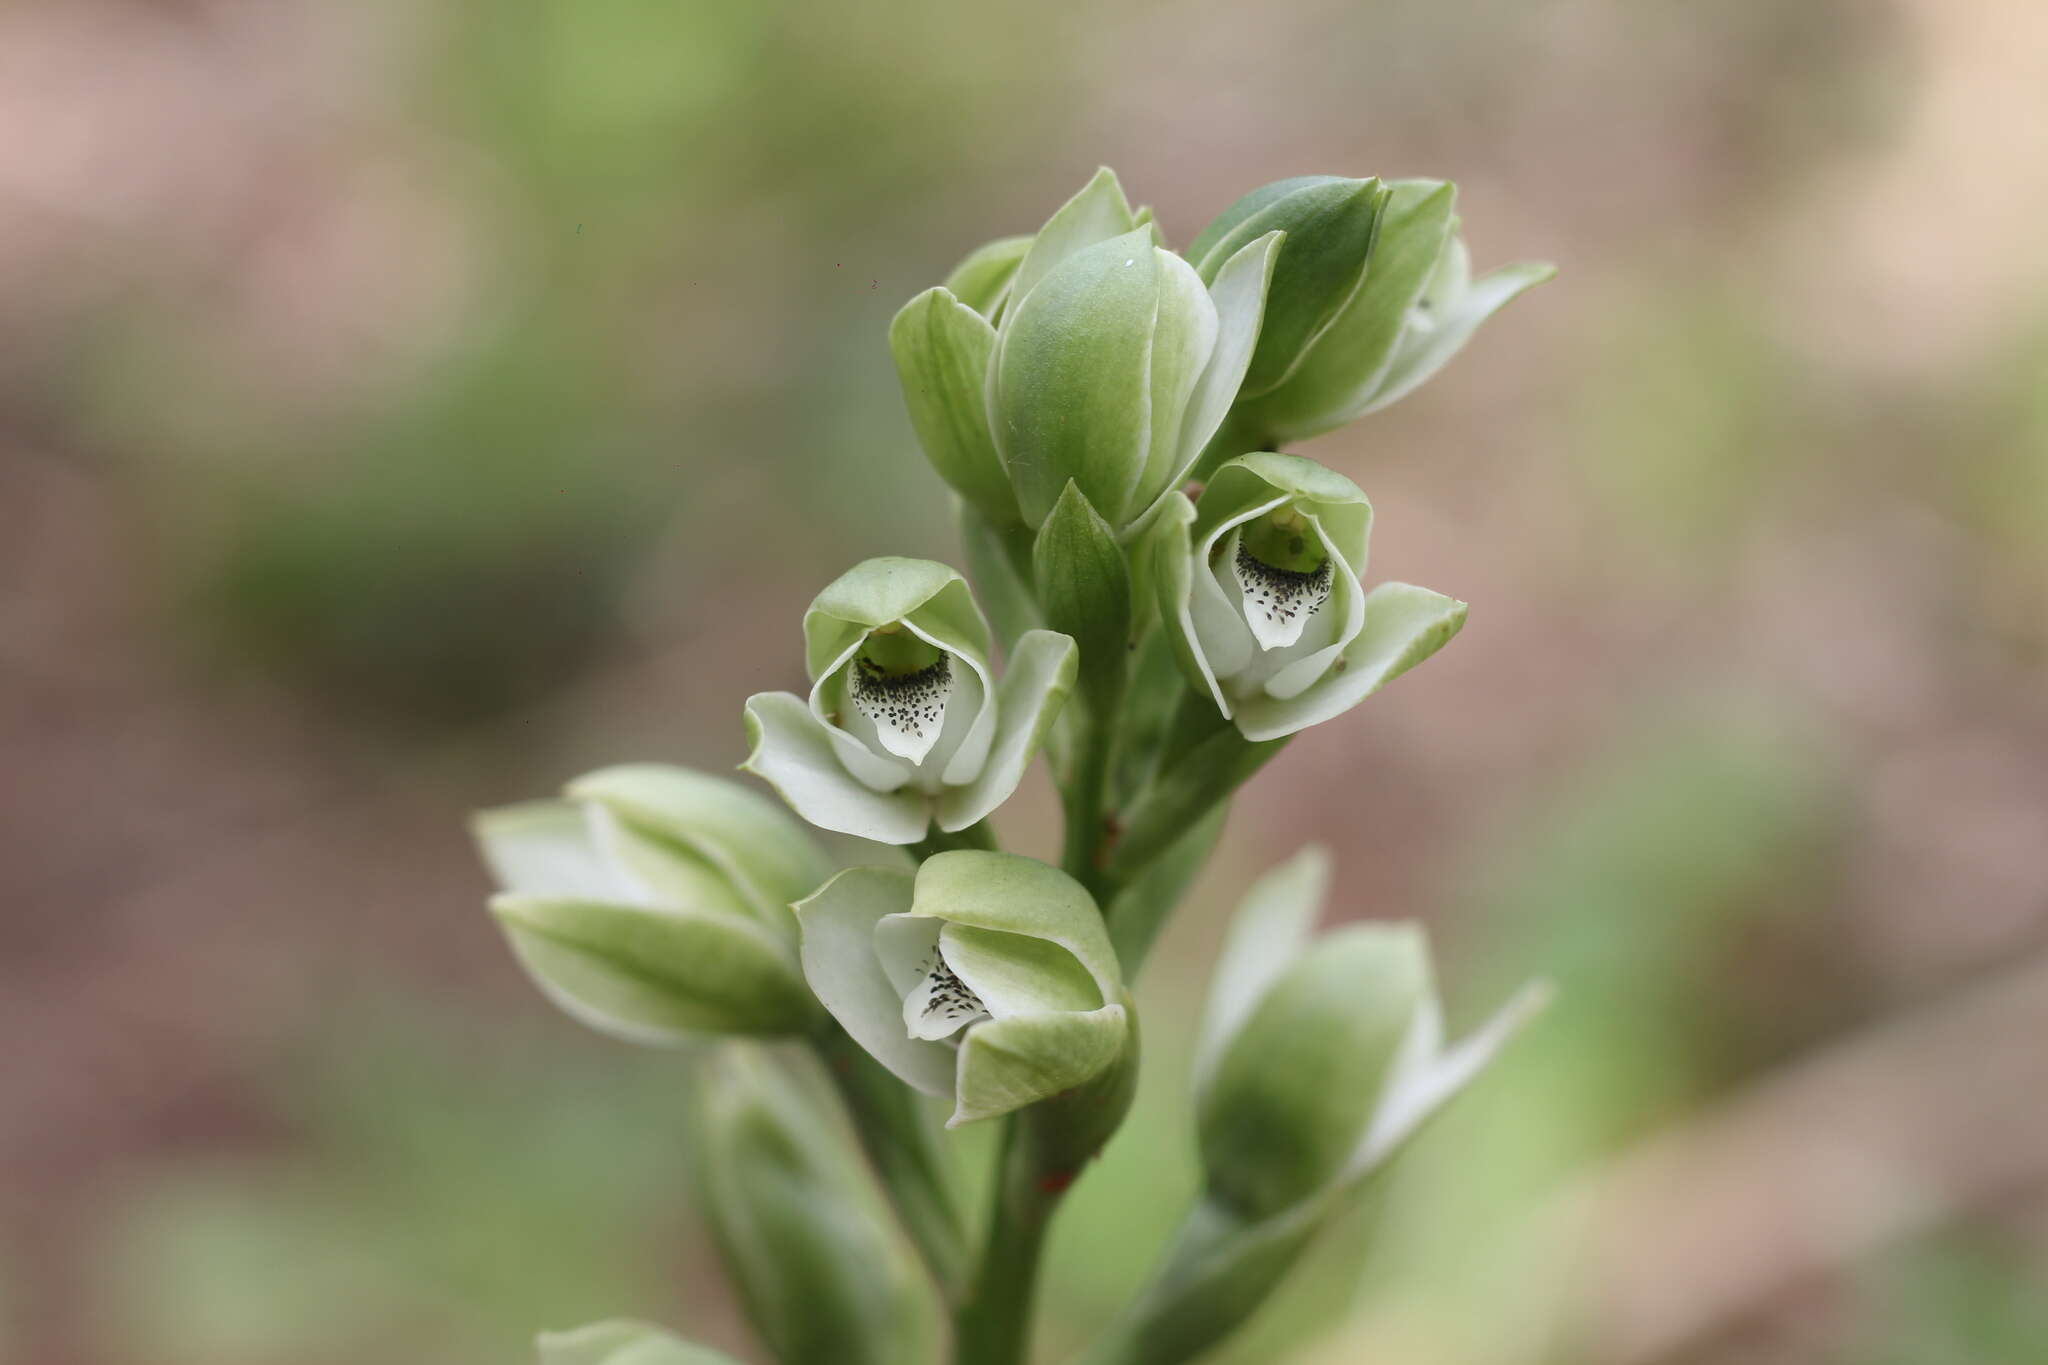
[472,764,828,1044]
[1215,178,1555,446]
[743,558,1076,844]
[1150,452,1466,741]
[890,166,1281,531]
[795,851,1134,1131]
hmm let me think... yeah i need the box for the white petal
[1231,582,1466,742]
[846,649,955,766]
[742,692,931,845]
[1231,535,1333,653]
[808,637,914,793]
[932,630,1077,832]
[472,801,641,903]
[1174,231,1282,474]
[1257,518,1368,699]
[795,870,956,1096]
[901,942,991,1041]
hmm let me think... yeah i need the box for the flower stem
[952,1115,1067,1365]
[817,1027,969,1300]
[1060,700,1119,897]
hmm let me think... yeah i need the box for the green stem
[816,1028,968,1300]
[1059,702,1119,898]
[952,1116,1068,1365]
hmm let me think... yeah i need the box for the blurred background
[4,0,2046,1361]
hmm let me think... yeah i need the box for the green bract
[1151,452,1467,740]
[538,1320,743,1365]
[1212,178,1555,447]
[795,851,1134,1130]
[692,1047,940,1365]
[891,167,1281,532]
[472,765,828,1045]
[743,558,1077,844]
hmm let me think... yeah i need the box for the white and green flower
[472,764,828,1045]
[743,558,1076,845]
[796,851,1133,1130]
[891,167,1282,531]
[537,1320,742,1365]
[1150,452,1467,741]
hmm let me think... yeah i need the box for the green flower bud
[890,167,1281,533]
[691,1047,941,1365]
[743,558,1077,844]
[537,1320,742,1365]
[472,765,828,1045]
[795,851,1135,1138]
[1150,452,1467,740]
[1214,179,1554,447]
[1196,849,1549,1218]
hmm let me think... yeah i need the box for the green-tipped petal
[473,801,638,903]
[743,692,931,844]
[1134,248,1220,510]
[1166,231,1283,503]
[1148,493,1230,714]
[490,894,813,1043]
[566,764,833,923]
[910,850,1119,995]
[951,1004,1129,1126]
[1198,452,1372,571]
[803,558,990,679]
[943,234,1032,318]
[992,228,1160,527]
[890,289,1019,527]
[1231,582,1466,741]
[538,1320,743,1365]
[1350,979,1552,1177]
[1193,846,1329,1095]
[932,629,1077,832]
[1008,166,1139,313]
[1359,257,1557,415]
[796,868,956,1096]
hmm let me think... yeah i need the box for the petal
[932,629,1077,832]
[951,1004,1128,1126]
[1190,501,1288,685]
[1149,493,1234,715]
[1231,583,1466,742]
[909,850,1120,998]
[566,764,834,921]
[803,558,991,679]
[1256,518,1368,699]
[585,803,756,919]
[1132,246,1221,512]
[795,868,957,1096]
[901,942,991,1041]
[943,234,1032,319]
[1203,452,1372,572]
[1170,230,1283,481]
[490,894,814,1043]
[889,288,1019,526]
[743,692,931,845]
[810,651,916,793]
[1348,980,1552,1177]
[939,920,1103,1017]
[1231,530,1335,653]
[991,229,1160,527]
[1193,845,1330,1098]
[1358,257,1555,417]
[538,1319,746,1365]
[472,800,642,903]
[1007,166,1139,315]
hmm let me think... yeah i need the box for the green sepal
[1007,166,1139,316]
[943,234,1032,318]
[489,894,816,1043]
[1190,176,1388,400]
[537,1319,745,1365]
[1194,452,1373,574]
[1236,179,1456,443]
[890,288,1021,527]
[1032,480,1132,715]
[691,1047,940,1365]
[1198,925,1427,1220]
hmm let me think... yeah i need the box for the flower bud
[690,1047,940,1365]
[743,558,1077,844]
[1195,848,1549,1219]
[889,167,1281,533]
[1215,179,1554,447]
[1150,452,1466,740]
[537,1320,741,1365]
[795,851,1135,1139]
[472,765,828,1045]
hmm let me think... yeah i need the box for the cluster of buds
[476,165,1552,1365]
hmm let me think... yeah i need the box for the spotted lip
[1233,541,1333,631]
[850,653,952,741]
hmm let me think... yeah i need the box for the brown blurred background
[4,1,2046,1362]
